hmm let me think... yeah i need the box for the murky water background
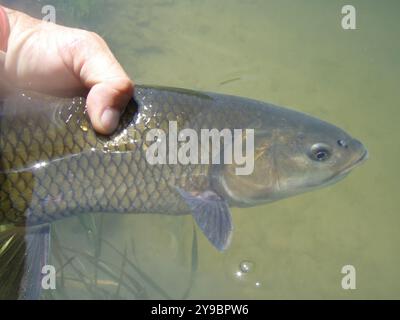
[4,0,400,299]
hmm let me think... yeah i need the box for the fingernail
[101,107,120,133]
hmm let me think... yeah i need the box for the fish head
[270,117,368,199]
[216,111,368,206]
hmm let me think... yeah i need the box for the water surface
[4,0,399,299]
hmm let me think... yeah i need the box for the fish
[0,85,368,298]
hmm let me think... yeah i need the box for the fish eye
[309,143,331,162]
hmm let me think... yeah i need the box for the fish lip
[359,149,369,163]
[340,149,369,175]
[353,148,369,166]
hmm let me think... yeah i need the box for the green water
[7,0,400,299]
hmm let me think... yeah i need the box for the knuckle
[87,31,107,46]
[116,78,134,96]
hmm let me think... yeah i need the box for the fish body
[1,86,367,240]
[0,86,367,227]
[0,85,368,299]
[1,86,276,225]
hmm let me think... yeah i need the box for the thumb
[76,33,134,135]
[86,77,133,135]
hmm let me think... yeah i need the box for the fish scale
[0,85,367,228]
[1,86,240,226]
[0,85,368,299]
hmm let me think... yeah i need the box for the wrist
[0,5,10,51]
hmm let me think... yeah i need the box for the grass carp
[0,85,367,298]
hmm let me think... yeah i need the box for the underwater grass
[43,213,198,299]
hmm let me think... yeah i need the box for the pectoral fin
[176,188,233,251]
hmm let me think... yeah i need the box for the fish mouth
[326,148,368,186]
[340,149,369,176]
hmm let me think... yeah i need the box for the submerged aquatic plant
[42,214,198,300]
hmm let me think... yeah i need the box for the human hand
[0,6,134,135]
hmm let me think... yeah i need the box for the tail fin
[0,224,50,299]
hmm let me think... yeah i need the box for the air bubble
[239,260,254,273]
